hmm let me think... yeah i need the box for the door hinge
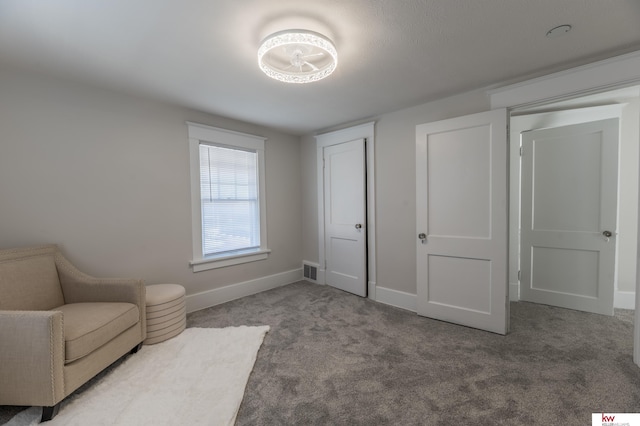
[519,146,523,156]
[518,270,521,281]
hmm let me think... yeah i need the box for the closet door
[416,109,508,334]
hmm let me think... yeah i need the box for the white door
[520,118,619,315]
[416,109,508,335]
[324,139,367,297]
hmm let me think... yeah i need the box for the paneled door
[520,118,619,315]
[416,109,508,334]
[324,138,367,297]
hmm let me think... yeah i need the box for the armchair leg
[130,342,143,354]
[41,403,60,422]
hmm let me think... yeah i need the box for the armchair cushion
[0,255,64,311]
[54,303,140,363]
[0,244,146,416]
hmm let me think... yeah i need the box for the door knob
[602,230,612,238]
[355,224,362,229]
[418,233,427,242]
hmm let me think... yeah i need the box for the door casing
[323,139,367,296]
[489,50,640,366]
[519,118,619,315]
[509,104,628,302]
[316,122,377,297]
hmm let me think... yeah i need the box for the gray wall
[300,134,319,263]
[302,89,491,295]
[619,99,640,293]
[0,67,302,297]
[3,64,635,305]
[303,89,639,298]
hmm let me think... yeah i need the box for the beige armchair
[0,245,146,422]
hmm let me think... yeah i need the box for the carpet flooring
[2,281,639,425]
[4,327,268,426]
[189,281,640,426]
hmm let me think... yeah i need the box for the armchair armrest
[0,310,65,407]
[54,251,147,343]
[55,252,145,307]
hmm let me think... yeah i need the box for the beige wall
[3,64,635,305]
[619,99,640,292]
[304,90,640,300]
[0,67,302,297]
[300,134,319,263]
[302,90,491,295]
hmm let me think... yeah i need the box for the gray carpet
[2,281,639,425]
[190,281,640,425]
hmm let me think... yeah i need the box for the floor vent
[303,264,318,281]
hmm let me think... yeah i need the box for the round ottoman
[144,284,186,345]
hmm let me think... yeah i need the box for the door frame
[316,122,377,297]
[519,118,620,315]
[489,49,640,366]
[509,105,627,305]
[323,138,367,296]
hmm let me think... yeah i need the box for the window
[199,144,259,256]
[187,122,269,272]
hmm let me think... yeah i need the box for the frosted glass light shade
[258,30,338,84]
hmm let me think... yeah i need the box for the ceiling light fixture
[258,29,338,84]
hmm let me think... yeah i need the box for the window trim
[187,122,269,272]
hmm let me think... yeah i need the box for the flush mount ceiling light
[258,29,338,84]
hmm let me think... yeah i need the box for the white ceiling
[1,0,639,135]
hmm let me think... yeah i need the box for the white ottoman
[144,284,186,345]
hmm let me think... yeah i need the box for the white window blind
[199,143,260,257]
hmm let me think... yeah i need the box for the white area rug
[6,326,269,426]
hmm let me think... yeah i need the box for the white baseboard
[367,281,376,300]
[316,268,326,285]
[374,283,520,312]
[185,268,303,313]
[510,282,520,301]
[376,283,518,311]
[374,286,417,312]
[186,271,634,315]
[374,283,633,312]
[512,282,634,310]
[615,290,636,310]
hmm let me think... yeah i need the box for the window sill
[190,249,271,272]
